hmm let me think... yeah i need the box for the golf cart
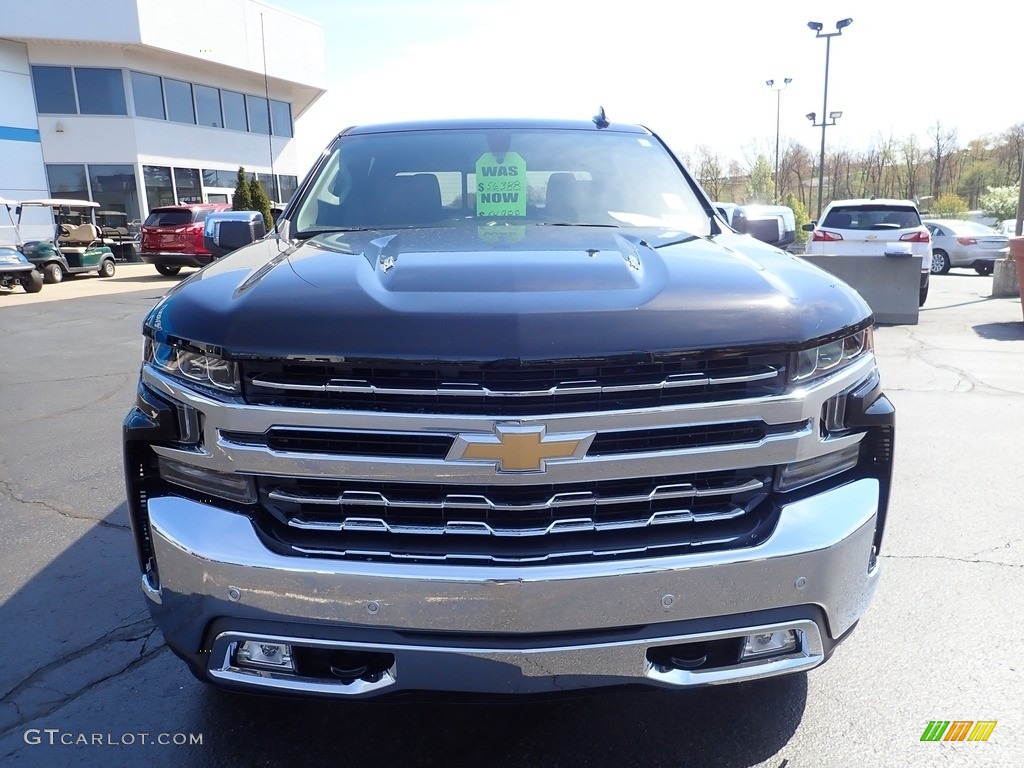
[0,198,44,293]
[17,199,117,283]
[97,210,140,262]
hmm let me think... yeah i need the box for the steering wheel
[59,224,72,238]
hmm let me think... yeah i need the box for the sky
[272,0,1022,171]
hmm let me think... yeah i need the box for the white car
[804,198,931,306]
[997,219,1020,236]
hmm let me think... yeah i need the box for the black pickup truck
[123,117,894,699]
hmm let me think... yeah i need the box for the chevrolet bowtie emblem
[448,425,595,473]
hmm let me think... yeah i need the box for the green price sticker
[475,152,527,217]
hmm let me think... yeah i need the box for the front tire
[155,264,181,276]
[930,250,950,275]
[21,270,44,293]
[98,259,116,278]
[43,262,63,284]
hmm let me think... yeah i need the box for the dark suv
[140,204,231,275]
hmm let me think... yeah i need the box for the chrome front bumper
[144,478,880,696]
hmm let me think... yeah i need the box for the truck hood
[146,226,870,360]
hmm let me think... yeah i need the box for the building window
[32,66,77,114]
[144,165,175,209]
[165,79,195,124]
[174,168,202,204]
[74,68,127,115]
[277,174,298,206]
[195,85,222,128]
[270,100,292,138]
[88,164,140,221]
[222,90,247,132]
[131,71,165,120]
[202,169,239,188]
[45,164,89,199]
[246,95,270,135]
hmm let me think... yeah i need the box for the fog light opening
[740,630,799,660]
[235,641,295,671]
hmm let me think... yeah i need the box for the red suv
[140,204,231,276]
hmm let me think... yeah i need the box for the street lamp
[807,17,852,220]
[766,77,792,203]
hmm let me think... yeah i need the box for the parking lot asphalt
[0,265,1021,767]
[0,262,170,305]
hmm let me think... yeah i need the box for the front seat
[382,174,444,226]
[545,172,581,222]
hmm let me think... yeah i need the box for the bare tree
[694,145,726,201]
[778,140,812,203]
[927,121,958,196]
[899,136,924,200]
[993,123,1024,185]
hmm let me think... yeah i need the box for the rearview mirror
[203,211,266,258]
[802,223,815,232]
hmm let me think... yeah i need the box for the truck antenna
[261,13,276,206]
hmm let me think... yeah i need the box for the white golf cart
[0,197,44,293]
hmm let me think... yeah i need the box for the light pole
[807,18,852,220]
[766,78,792,204]
[806,110,843,218]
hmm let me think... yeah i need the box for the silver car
[924,219,1009,275]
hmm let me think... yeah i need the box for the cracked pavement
[0,267,1021,767]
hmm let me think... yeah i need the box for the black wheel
[930,250,950,275]
[99,259,116,278]
[974,264,993,276]
[919,283,929,307]
[21,270,44,293]
[155,264,181,276]
[43,262,63,284]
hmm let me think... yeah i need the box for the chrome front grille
[219,420,807,459]
[240,351,787,416]
[142,349,878,566]
[254,470,775,563]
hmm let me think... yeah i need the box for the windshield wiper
[295,226,377,240]
[535,222,621,228]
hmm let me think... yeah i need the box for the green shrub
[248,176,274,229]
[979,185,1019,222]
[929,193,969,218]
[232,167,252,212]
[785,192,810,244]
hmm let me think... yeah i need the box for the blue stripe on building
[0,126,42,142]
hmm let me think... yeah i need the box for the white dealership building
[0,0,326,226]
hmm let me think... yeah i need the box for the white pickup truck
[715,203,797,249]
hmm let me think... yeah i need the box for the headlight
[145,339,240,393]
[792,327,873,384]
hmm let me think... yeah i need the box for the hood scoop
[359,230,655,294]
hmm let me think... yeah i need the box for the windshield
[144,210,193,227]
[292,128,710,237]
[822,205,921,231]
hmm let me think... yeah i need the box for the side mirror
[203,211,266,258]
[745,218,784,246]
[801,223,815,232]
